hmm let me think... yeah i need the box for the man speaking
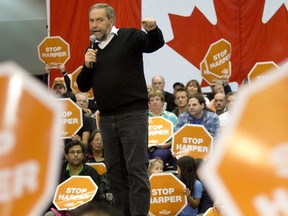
[76,3,165,216]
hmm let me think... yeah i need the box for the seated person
[44,140,102,216]
[85,130,105,163]
[148,157,164,176]
[147,89,177,168]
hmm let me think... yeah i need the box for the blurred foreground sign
[201,65,288,216]
[0,62,63,216]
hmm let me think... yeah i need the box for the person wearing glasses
[44,140,101,216]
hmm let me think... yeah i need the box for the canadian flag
[49,0,288,91]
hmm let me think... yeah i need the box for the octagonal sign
[70,66,94,99]
[38,36,70,66]
[172,124,213,159]
[148,117,173,147]
[200,38,232,85]
[0,62,63,215]
[247,61,280,86]
[203,207,222,216]
[149,173,187,216]
[58,98,83,139]
[86,162,107,175]
[53,176,98,211]
[201,65,288,216]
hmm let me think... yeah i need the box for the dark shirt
[164,91,176,112]
[60,161,101,186]
[77,27,164,115]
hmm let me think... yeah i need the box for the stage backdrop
[49,0,288,92]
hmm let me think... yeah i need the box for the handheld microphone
[89,35,97,68]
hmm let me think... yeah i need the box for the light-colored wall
[0,0,47,75]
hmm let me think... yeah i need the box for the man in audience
[213,93,227,116]
[44,140,102,216]
[51,80,66,97]
[176,93,220,137]
[76,92,93,117]
[219,92,236,127]
[152,75,176,111]
[172,87,188,117]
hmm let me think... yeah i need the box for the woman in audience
[194,158,213,215]
[186,79,210,106]
[148,89,177,168]
[85,130,104,163]
[177,156,202,216]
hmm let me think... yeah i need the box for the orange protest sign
[70,66,94,99]
[38,36,70,66]
[201,66,288,215]
[148,117,173,147]
[200,38,231,85]
[172,124,213,159]
[86,162,107,175]
[203,207,222,216]
[0,62,63,215]
[247,61,280,85]
[59,98,83,138]
[149,173,187,216]
[53,176,98,211]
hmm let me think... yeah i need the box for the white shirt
[97,26,119,49]
[219,111,231,127]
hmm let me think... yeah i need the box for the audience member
[206,81,225,101]
[152,75,176,111]
[43,63,72,97]
[173,82,185,93]
[185,79,210,106]
[177,156,202,216]
[176,93,220,137]
[213,93,227,116]
[208,82,226,112]
[51,80,66,98]
[44,140,102,216]
[85,130,104,163]
[194,158,213,215]
[219,92,236,127]
[222,74,232,94]
[148,89,177,167]
[62,92,97,147]
[172,87,188,117]
[76,92,93,117]
[147,158,164,176]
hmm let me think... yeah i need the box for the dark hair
[188,92,215,112]
[186,79,203,94]
[194,158,203,180]
[173,82,185,89]
[188,93,206,105]
[70,201,123,216]
[87,130,104,157]
[177,156,197,193]
[64,140,85,154]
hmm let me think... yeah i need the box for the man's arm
[76,65,94,92]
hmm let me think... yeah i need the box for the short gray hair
[89,3,115,20]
